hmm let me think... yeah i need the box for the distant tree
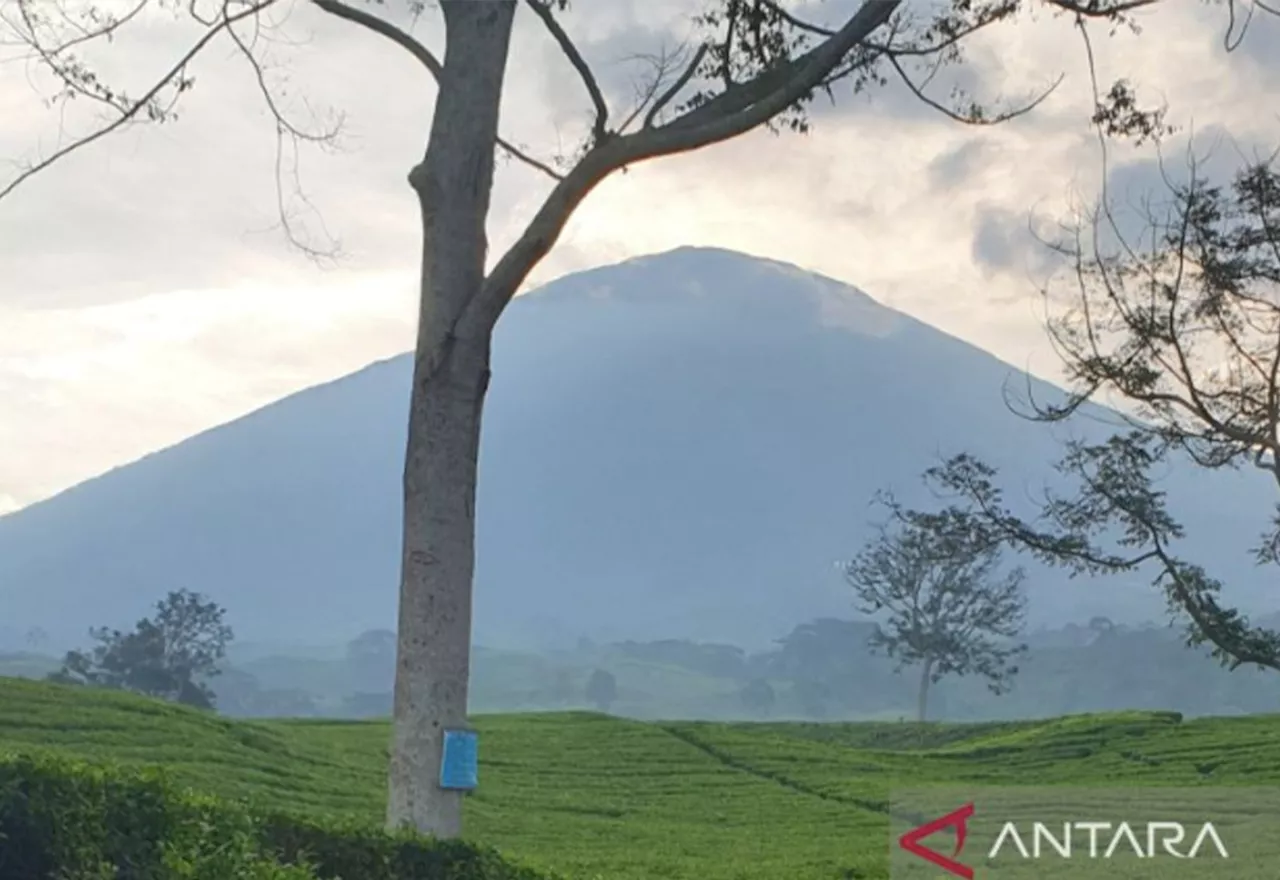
[585,668,617,712]
[739,677,776,716]
[50,590,232,709]
[846,507,1028,721]
[764,617,910,716]
[928,152,1280,673]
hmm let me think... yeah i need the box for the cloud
[0,0,1277,509]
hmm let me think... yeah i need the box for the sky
[0,0,1277,512]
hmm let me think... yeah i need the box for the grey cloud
[928,139,989,191]
[970,204,1059,280]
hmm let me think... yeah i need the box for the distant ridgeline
[4,616,1275,721]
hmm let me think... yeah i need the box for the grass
[3,675,1279,879]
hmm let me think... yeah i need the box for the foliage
[845,504,1028,718]
[0,748,545,880]
[50,590,233,709]
[909,138,1280,678]
[7,677,1280,879]
[584,668,617,711]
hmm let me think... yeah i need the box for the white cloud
[0,0,1278,509]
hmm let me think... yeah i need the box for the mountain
[1,247,1274,651]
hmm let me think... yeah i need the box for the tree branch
[468,0,900,337]
[311,0,561,182]
[884,52,1063,126]
[661,0,898,138]
[225,7,345,260]
[310,0,442,77]
[523,0,609,143]
[644,45,707,129]
[0,0,277,203]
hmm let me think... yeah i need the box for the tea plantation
[2,676,1278,879]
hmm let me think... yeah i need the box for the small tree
[739,677,776,716]
[585,668,617,712]
[50,590,232,709]
[845,508,1028,721]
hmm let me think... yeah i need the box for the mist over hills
[1,247,1273,651]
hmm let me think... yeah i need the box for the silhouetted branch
[311,0,441,77]
[644,45,708,129]
[523,0,609,143]
[0,0,277,203]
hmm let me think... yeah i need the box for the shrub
[0,752,548,880]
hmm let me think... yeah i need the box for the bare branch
[470,0,902,337]
[0,0,277,203]
[884,52,1063,126]
[523,0,609,143]
[614,57,666,134]
[644,45,707,129]
[225,7,345,260]
[497,139,564,181]
[310,0,441,77]
[309,0,562,181]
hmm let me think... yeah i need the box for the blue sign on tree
[439,728,478,791]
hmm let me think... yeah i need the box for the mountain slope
[0,247,1272,650]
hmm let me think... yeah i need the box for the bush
[0,752,548,880]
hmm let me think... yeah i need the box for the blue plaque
[439,728,478,790]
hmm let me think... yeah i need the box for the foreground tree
[927,150,1280,673]
[845,507,1027,720]
[50,590,233,708]
[3,0,1272,837]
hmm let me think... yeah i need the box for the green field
[3,676,1279,879]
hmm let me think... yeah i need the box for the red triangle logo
[898,802,975,879]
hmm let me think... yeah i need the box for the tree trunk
[386,0,515,839]
[917,658,934,722]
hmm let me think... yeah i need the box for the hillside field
[3,676,1279,879]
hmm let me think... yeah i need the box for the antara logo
[899,803,976,879]
[898,802,1229,879]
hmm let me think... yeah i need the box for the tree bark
[917,657,934,722]
[386,0,515,839]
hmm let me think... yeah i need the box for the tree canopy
[50,589,233,709]
[924,150,1280,673]
[846,504,1028,720]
